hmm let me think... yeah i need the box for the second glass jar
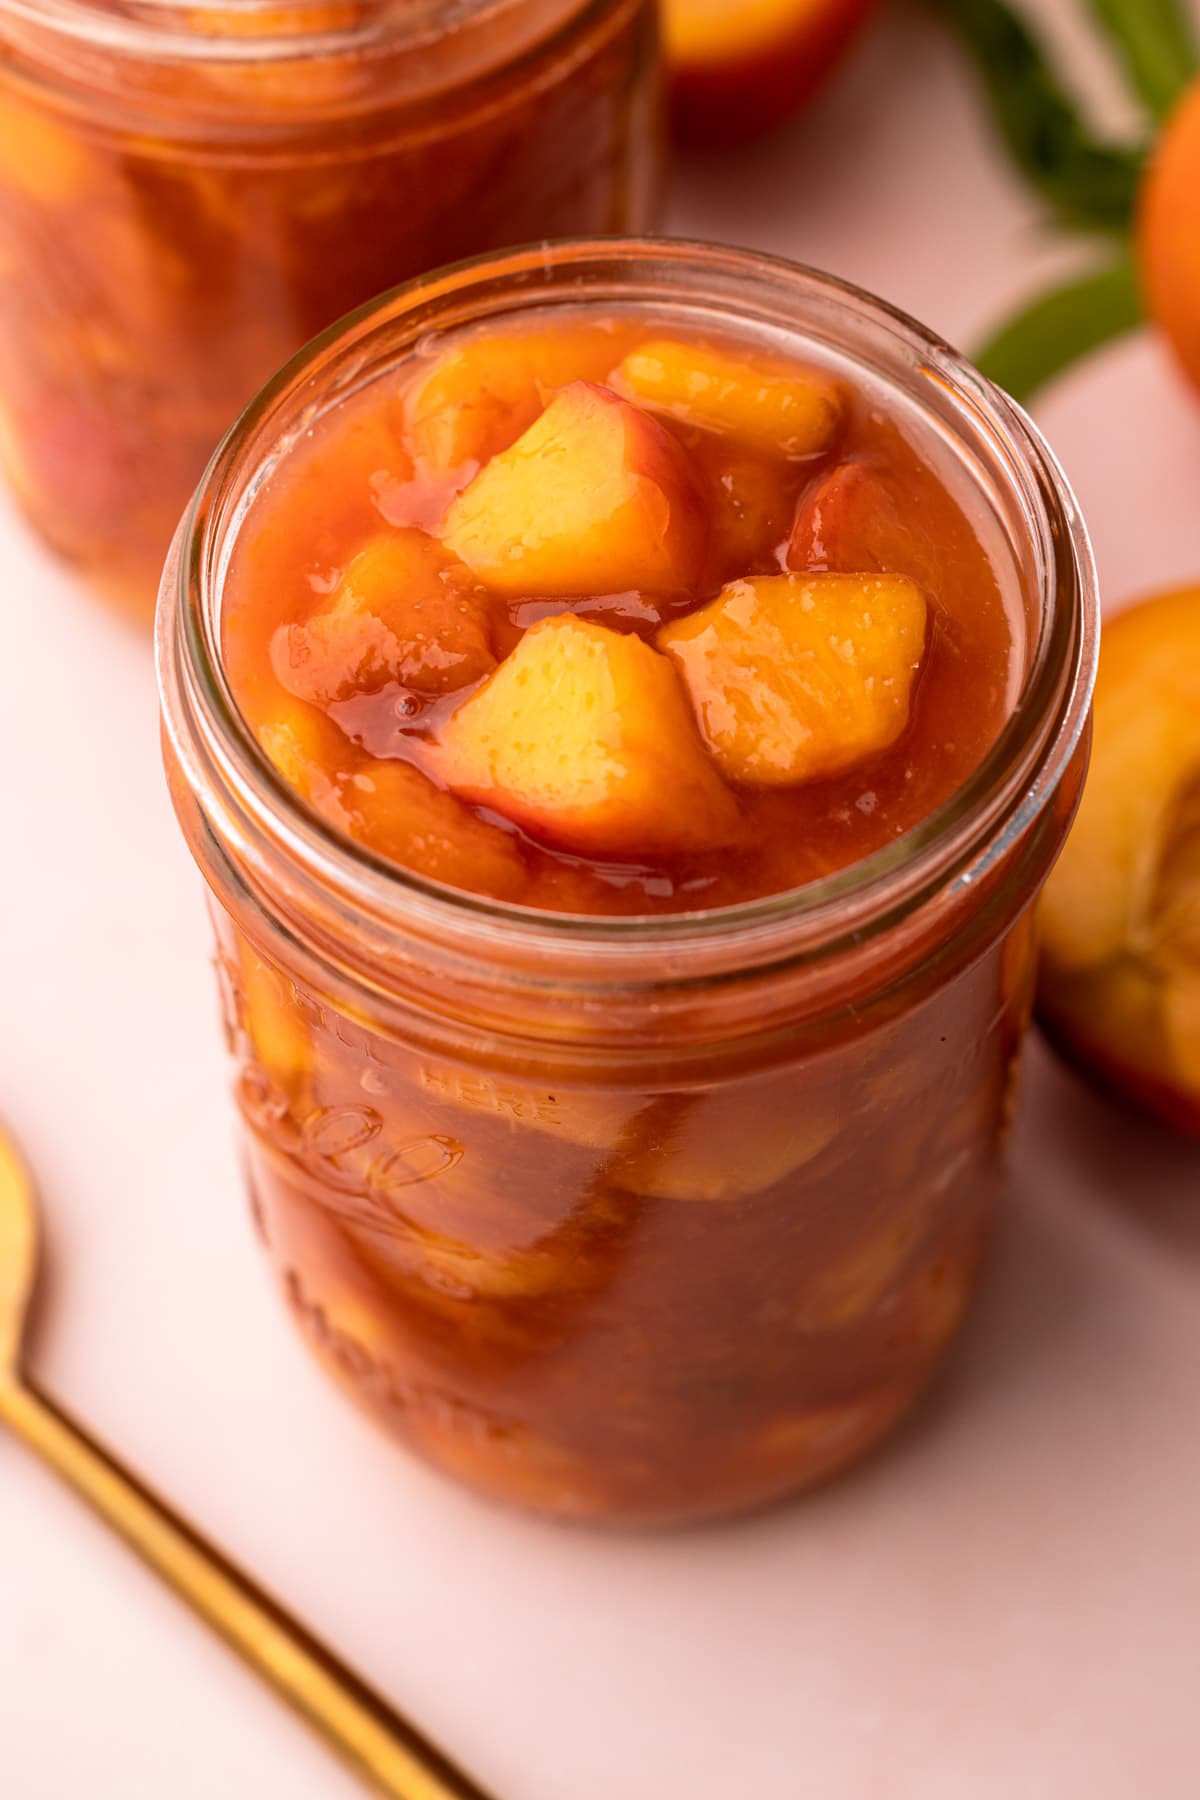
[0,0,661,619]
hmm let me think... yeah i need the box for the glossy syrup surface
[222,309,1025,915]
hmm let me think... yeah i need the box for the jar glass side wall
[0,0,661,618]
[158,244,1097,1526]
[209,884,1036,1525]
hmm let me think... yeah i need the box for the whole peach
[1139,76,1200,395]
[664,0,880,148]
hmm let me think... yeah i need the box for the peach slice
[345,759,528,901]
[431,615,740,856]
[1038,587,1200,1134]
[658,572,927,786]
[256,698,354,833]
[318,1113,617,1305]
[788,457,940,588]
[614,338,842,459]
[187,6,366,109]
[405,324,623,474]
[237,942,313,1098]
[406,1409,604,1521]
[379,1214,598,1305]
[619,1080,839,1202]
[743,1391,909,1496]
[282,1264,382,1361]
[0,97,93,205]
[709,450,796,576]
[898,1238,981,1359]
[185,4,361,34]
[416,1062,647,1155]
[664,0,880,146]
[791,1182,936,1331]
[442,383,706,596]
[270,529,495,707]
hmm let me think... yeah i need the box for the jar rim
[157,237,1098,982]
[0,0,577,64]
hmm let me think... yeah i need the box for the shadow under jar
[157,240,1097,1528]
[0,0,660,621]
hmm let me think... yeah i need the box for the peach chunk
[658,573,927,786]
[742,1391,905,1498]
[791,1182,935,1331]
[0,98,92,205]
[405,325,623,474]
[431,615,740,856]
[237,942,313,1098]
[710,451,796,577]
[619,1078,839,1202]
[441,383,706,596]
[256,698,354,833]
[1038,587,1200,1135]
[270,530,495,707]
[789,458,939,588]
[613,339,842,458]
[346,759,528,901]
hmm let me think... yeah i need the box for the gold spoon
[0,1119,498,1800]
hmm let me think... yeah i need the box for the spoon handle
[0,1378,497,1800]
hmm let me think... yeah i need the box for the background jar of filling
[157,241,1097,1528]
[0,0,662,620]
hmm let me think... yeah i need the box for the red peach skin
[664,0,880,147]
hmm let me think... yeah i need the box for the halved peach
[404,324,623,474]
[658,572,927,786]
[431,615,740,856]
[442,383,706,596]
[614,338,842,459]
[1037,587,1200,1135]
[270,529,496,707]
[345,758,528,901]
[665,0,880,146]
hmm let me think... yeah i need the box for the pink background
[2,3,1199,1795]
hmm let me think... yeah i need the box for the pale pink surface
[2,4,1199,1796]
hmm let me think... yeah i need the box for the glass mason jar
[157,240,1097,1528]
[0,0,661,622]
